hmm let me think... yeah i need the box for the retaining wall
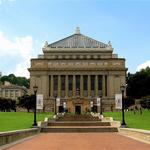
[0,128,39,146]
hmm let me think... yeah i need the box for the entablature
[29,59,125,70]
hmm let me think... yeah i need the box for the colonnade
[49,75,107,98]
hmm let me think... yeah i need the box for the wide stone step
[55,114,100,121]
[48,121,111,126]
[41,126,118,133]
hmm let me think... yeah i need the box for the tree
[0,74,29,88]
[124,97,135,109]
[18,95,35,112]
[140,96,150,109]
[127,67,150,99]
[0,98,16,112]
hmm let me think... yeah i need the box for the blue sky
[0,0,150,78]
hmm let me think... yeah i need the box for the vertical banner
[115,94,122,109]
[63,102,66,108]
[56,97,60,107]
[97,98,101,106]
[90,101,93,107]
[36,94,43,109]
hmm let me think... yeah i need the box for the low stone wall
[0,128,40,146]
[119,128,150,144]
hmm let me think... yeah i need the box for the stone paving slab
[2,133,150,150]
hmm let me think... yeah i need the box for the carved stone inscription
[47,61,110,68]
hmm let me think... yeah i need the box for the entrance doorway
[75,106,81,114]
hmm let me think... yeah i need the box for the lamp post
[33,85,38,126]
[120,85,126,126]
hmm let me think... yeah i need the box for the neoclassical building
[0,81,27,100]
[28,27,126,113]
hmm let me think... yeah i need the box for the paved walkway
[3,133,150,150]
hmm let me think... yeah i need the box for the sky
[0,0,150,78]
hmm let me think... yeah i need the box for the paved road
[3,133,150,150]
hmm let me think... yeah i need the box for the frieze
[47,61,110,68]
[33,62,44,67]
[33,61,123,68]
[112,62,121,66]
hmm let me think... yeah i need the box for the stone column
[65,75,68,97]
[58,75,61,97]
[102,75,105,97]
[73,75,76,97]
[95,75,98,97]
[80,75,83,97]
[50,75,53,97]
[88,75,91,97]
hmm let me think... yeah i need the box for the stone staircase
[41,114,119,133]
[55,114,101,121]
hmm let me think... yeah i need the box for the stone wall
[0,128,39,146]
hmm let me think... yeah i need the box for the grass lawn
[0,112,53,132]
[104,109,150,130]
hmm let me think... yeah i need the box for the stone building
[0,81,27,100]
[28,27,127,113]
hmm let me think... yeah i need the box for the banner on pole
[90,101,93,107]
[56,97,60,106]
[115,94,122,109]
[63,102,66,108]
[97,98,101,106]
[36,94,43,109]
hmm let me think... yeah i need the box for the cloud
[0,30,33,78]
[136,60,150,72]
[0,31,33,57]
[13,61,30,78]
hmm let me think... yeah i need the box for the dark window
[91,75,95,90]
[76,75,80,90]
[98,75,102,90]
[68,75,73,90]
[53,75,58,91]
[83,75,88,90]
[61,75,65,90]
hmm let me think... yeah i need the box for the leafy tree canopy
[0,74,29,88]
[18,94,35,112]
[127,67,150,99]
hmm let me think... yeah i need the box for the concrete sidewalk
[1,133,150,150]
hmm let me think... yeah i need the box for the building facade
[29,27,127,113]
[0,81,27,100]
